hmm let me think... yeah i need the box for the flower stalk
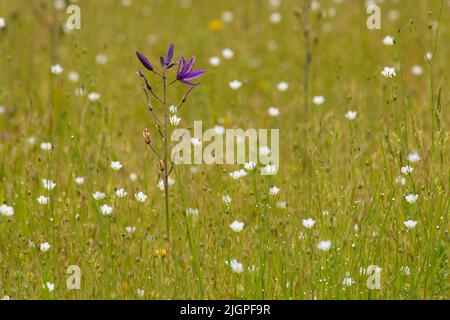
[135,44,204,243]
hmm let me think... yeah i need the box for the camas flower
[176,56,205,86]
[136,51,154,71]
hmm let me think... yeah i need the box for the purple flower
[165,43,174,66]
[136,51,153,71]
[160,43,174,68]
[176,56,205,86]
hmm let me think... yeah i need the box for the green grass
[0,0,448,299]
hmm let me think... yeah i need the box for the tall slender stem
[163,72,170,242]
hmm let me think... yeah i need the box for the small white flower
[229,259,244,273]
[40,242,51,252]
[424,52,433,62]
[403,220,418,229]
[68,71,79,82]
[125,226,136,234]
[96,54,108,65]
[136,288,145,297]
[261,164,277,175]
[116,188,127,198]
[381,66,396,78]
[222,195,232,205]
[0,17,6,29]
[302,218,316,229]
[268,107,280,117]
[400,266,411,276]
[221,11,234,23]
[230,220,244,232]
[229,169,247,180]
[244,161,257,171]
[27,136,36,145]
[135,192,147,203]
[169,114,181,126]
[342,276,354,286]
[229,80,242,90]
[312,96,325,106]
[411,65,423,76]
[407,153,421,163]
[222,48,234,59]
[396,176,406,185]
[37,196,49,205]
[93,191,106,201]
[45,282,55,292]
[269,186,280,196]
[169,105,178,114]
[186,208,199,217]
[100,204,113,215]
[0,204,14,217]
[156,177,175,190]
[382,36,395,46]
[50,64,63,75]
[405,194,418,204]
[269,12,282,24]
[276,81,289,92]
[111,161,123,171]
[74,177,85,185]
[42,179,56,191]
[88,92,101,101]
[191,138,202,146]
[345,111,357,120]
[130,172,138,181]
[401,165,414,174]
[40,142,53,151]
[1,295,10,300]
[317,240,332,251]
[209,56,221,66]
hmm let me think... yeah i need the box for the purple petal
[160,56,165,69]
[179,79,199,86]
[182,69,205,81]
[165,43,174,65]
[136,51,153,71]
[184,57,196,74]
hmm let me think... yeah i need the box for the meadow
[0,0,448,300]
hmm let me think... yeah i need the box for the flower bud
[143,128,151,144]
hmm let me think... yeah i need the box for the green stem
[163,72,170,243]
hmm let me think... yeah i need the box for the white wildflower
[40,242,51,252]
[230,220,244,232]
[111,161,123,171]
[302,218,316,229]
[381,66,396,78]
[135,192,147,203]
[405,194,418,204]
[317,240,332,251]
[92,191,106,201]
[229,259,244,273]
[37,196,49,205]
[50,64,63,75]
[229,80,242,90]
[100,204,113,215]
